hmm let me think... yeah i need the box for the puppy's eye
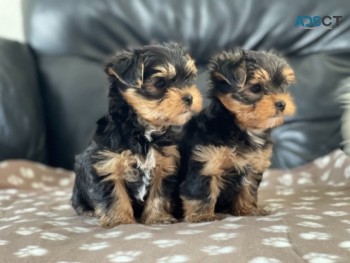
[155,79,166,89]
[249,84,263,94]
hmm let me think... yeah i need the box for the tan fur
[229,147,273,216]
[92,150,137,227]
[152,63,176,79]
[231,176,258,216]
[182,199,221,223]
[154,145,180,177]
[249,68,270,84]
[192,145,272,202]
[97,178,136,228]
[122,85,203,127]
[231,173,268,216]
[218,92,296,130]
[282,67,296,84]
[141,146,180,224]
[185,55,198,76]
[93,150,136,181]
[192,145,249,176]
[250,146,273,173]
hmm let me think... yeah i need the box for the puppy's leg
[94,150,137,228]
[180,170,222,223]
[182,198,220,223]
[98,179,136,228]
[72,156,96,217]
[231,147,272,216]
[71,186,95,217]
[231,173,268,216]
[141,146,179,224]
[141,175,178,224]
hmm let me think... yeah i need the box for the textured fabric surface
[20,0,350,169]
[1,150,350,262]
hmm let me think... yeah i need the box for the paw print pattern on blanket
[248,257,282,263]
[0,150,350,262]
[16,226,42,236]
[201,246,236,255]
[157,255,189,263]
[302,253,340,263]
[0,240,9,246]
[95,231,123,239]
[299,232,331,240]
[176,229,204,235]
[209,232,238,240]
[261,225,290,233]
[261,238,291,248]
[106,251,142,262]
[79,242,110,251]
[14,246,48,258]
[40,232,68,241]
[152,240,183,248]
[339,241,350,251]
[123,232,153,240]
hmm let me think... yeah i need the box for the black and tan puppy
[179,48,296,223]
[72,43,202,228]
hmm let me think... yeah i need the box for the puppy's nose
[275,101,286,112]
[182,95,193,106]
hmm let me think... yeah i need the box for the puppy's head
[105,43,203,127]
[209,48,296,131]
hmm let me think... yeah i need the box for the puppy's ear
[209,48,246,88]
[105,50,144,88]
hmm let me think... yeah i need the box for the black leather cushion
[22,0,350,169]
[0,38,47,162]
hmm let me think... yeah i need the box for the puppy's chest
[192,143,272,178]
[129,148,156,202]
[244,147,272,173]
[126,145,179,202]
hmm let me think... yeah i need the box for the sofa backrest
[22,0,350,169]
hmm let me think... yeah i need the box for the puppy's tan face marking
[152,63,177,79]
[248,68,270,85]
[185,55,198,76]
[218,92,296,130]
[281,66,296,84]
[122,84,202,127]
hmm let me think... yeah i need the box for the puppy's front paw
[256,208,270,216]
[141,213,177,225]
[231,207,269,217]
[100,214,136,228]
[185,213,222,223]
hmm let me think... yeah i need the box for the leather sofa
[1,0,349,170]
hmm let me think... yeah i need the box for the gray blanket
[1,150,350,262]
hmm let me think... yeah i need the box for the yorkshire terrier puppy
[72,43,202,228]
[179,48,296,223]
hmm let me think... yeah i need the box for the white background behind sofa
[0,0,24,42]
